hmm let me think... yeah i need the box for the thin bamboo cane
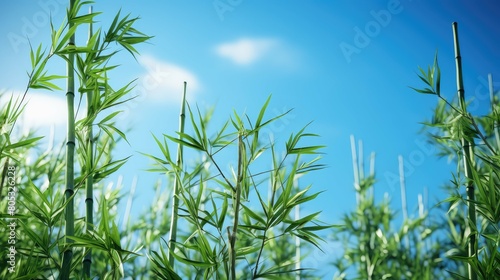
[122,176,137,231]
[230,133,244,280]
[350,135,360,203]
[294,177,301,280]
[398,155,409,248]
[359,140,364,180]
[0,158,9,202]
[168,81,187,268]
[351,138,373,279]
[369,152,375,198]
[488,74,500,149]
[61,0,76,278]
[83,6,94,276]
[452,22,477,280]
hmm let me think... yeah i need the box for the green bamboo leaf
[236,245,261,256]
[284,211,321,233]
[93,156,130,181]
[110,220,122,247]
[167,134,204,151]
[148,251,183,280]
[256,95,272,129]
[434,52,441,96]
[170,246,214,268]
[218,197,229,229]
[18,220,46,249]
[71,12,100,24]
[301,224,339,231]
[4,136,43,150]
[239,224,267,231]
[241,204,266,225]
[68,235,108,251]
[98,111,121,125]
[409,86,436,95]
[288,145,325,154]
[55,24,78,54]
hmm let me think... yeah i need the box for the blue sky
[1,0,499,277]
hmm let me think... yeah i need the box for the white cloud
[0,90,84,130]
[215,38,279,65]
[136,55,200,103]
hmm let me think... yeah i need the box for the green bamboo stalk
[0,158,9,202]
[398,155,409,249]
[83,5,94,277]
[452,21,477,280]
[350,138,373,279]
[488,74,500,149]
[294,177,301,280]
[230,133,243,280]
[350,135,360,203]
[122,175,137,231]
[61,0,76,278]
[168,81,187,268]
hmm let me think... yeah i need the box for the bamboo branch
[168,81,187,268]
[452,21,477,280]
[294,177,301,280]
[489,74,500,150]
[83,6,94,277]
[230,133,243,280]
[398,155,409,249]
[350,135,360,203]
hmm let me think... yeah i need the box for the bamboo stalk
[351,138,373,279]
[358,140,364,180]
[61,0,76,278]
[294,177,301,280]
[230,133,244,280]
[0,158,9,202]
[83,6,94,277]
[369,152,375,198]
[452,22,477,280]
[122,176,137,231]
[488,74,500,149]
[350,135,360,203]
[168,81,187,268]
[398,155,409,248]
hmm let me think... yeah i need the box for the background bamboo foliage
[0,1,499,280]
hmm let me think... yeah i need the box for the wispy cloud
[215,38,279,65]
[0,90,84,130]
[137,55,200,103]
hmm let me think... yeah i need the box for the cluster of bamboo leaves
[3,2,497,279]
[330,22,498,280]
[410,22,499,279]
[1,1,335,278]
[145,95,334,279]
[1,0,153,278]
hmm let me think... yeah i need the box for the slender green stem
[61,0,76,278]
[168,81,187,268]
[0,158,9,202]
[230,133,243,280]
[253,152,292,279]
[350,135,360,204]
[398,155,410,249]
[294,177,301,280]
[489,74,500,150]
[83,6,94,277]
[452,21,477,280]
